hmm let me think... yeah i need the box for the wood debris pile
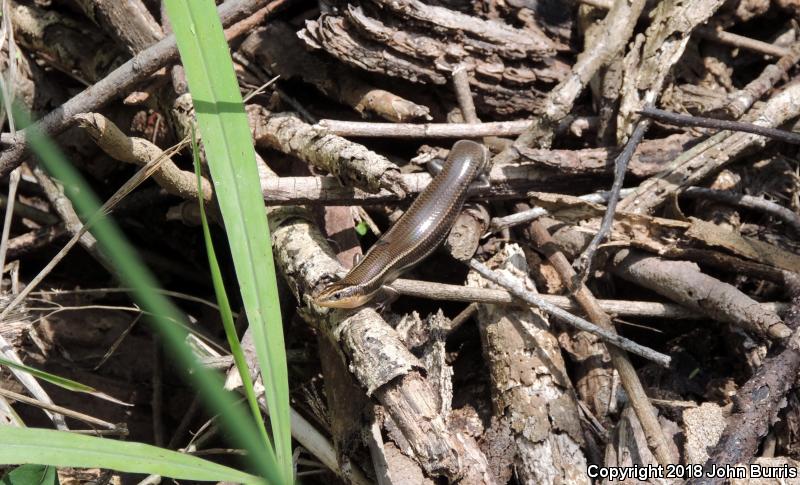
[2,0,800,483]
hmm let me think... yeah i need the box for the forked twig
[573,117,650,282]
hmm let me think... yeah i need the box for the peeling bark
[510,0,646,149]
[240,23,431,122]
[298,0,568,116]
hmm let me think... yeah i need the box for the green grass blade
[1,464,58,485]
[0,356,96,393]
[14,105,280,483]
[191,131,275,459]
[0,357,129,406]
[0,427,259,483]
[163,1,291,481]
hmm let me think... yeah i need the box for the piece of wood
[618,82,800,214]
[73,0,163,54]
[0,0,277,177]
[241,23,431,123]
[613,249,792,340]
[468,244,589,483]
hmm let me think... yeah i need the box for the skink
[313,139,489,308]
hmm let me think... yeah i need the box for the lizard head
[312,281,373,309]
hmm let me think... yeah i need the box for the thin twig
[452,65,479,125]
[242,75,280,103]
[682,186,800,234]
[31,287,225,314]
[94,314,142,371]
[695,26,790,58]
[0,168,20,280]
[446,302,478,334]
[640,106,800,145]
[573,117,650,282]
[316,119,533,138]
[467,259,671,367]
[167,396,201,449]
[708,41,800,119]
[488,188,635,233]
[67,429,128,436]
[5,123,592,146]
[224,0,292,42]
[388,278,786,319]
[0,386,120,431]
